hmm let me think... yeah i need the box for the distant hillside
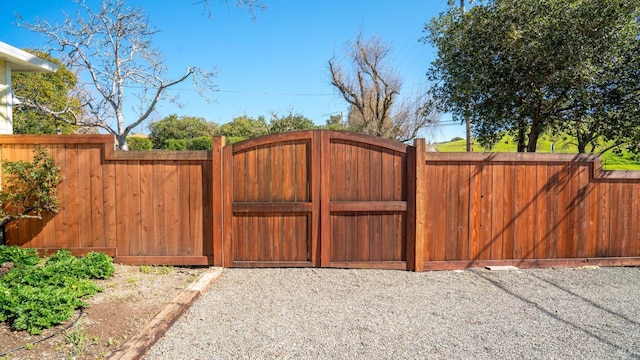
[434,136,640,170]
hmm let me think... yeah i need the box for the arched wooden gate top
[222,130,422,270]
[227,130,412,154]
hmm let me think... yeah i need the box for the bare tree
[18,0,216,149]
[328,34,439,142]
[197,0,267,19]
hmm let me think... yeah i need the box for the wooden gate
[223,130,414,269]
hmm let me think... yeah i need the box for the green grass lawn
[434,135,640,170]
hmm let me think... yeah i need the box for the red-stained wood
[576,164,591,258]
[356,143,371,261]
[128,159,143,256]
[545,164,560,259]
[65,144,80,248]
[523,162,537,259]
[445,162,457,260]
[222,145,234,267]
[533,163,547,259]
[198,160,210,257]
[77,144,92,249]
[113,161,127,256]
[457,162,470,261]
[212,137,225,265]
[177,162,192,256]
[466,162,481,261]
[411,140,426,271]
[502,163,515,260]
[89,145,105,248]
[325,138,342,264]
[309,134,321,265]
[512,163,526,259]
[479,162,493,260]
[3,133,640,268]
[139,161,154,255]
[490,163,505,259]
[368,146,383,261]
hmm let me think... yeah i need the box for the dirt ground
[0,263,207,360]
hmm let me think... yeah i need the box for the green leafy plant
[0,249,114,334]
[0,146,62,229]
[126,136,153,151]
[0,245,40,267]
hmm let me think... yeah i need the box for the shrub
[451,136,464,142]
[164,139,187,150]
[188,136,213,150]
[0,249,115,334]
[0,147,61,230]
[127,136,153,151]
[0,245,40,267]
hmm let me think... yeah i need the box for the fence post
[212,136,225,266]
[407,138,426,272]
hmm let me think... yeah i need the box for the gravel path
[145,267,640,359]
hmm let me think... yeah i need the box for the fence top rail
[0,134,113,144]
[0,135,212,161]
[424,151,640,180]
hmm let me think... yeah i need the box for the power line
[74,81,337,97]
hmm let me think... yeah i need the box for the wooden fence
[0,135,222,265]
[420,153,640,270]
[1,132,639,270]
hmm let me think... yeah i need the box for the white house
[0,41,58,134]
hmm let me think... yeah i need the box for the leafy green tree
[148,114,217,149]
[11,51,80,134]
[188,136,213,150]
[164,139,188,150]
[127,136,153,151]
[218,115,269,143]
[268,111,315,134]
[324,113,351,131]
[425,0,640,152]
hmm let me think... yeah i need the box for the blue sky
[1,0,464,142]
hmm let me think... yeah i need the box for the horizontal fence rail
[0,133,639,270]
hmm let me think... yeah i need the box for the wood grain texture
[2,134,640,268]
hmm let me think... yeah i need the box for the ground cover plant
[0,246,114,335]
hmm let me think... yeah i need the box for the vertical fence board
[457,163,470,261]
[445,163,458,260]
[534,163,547,259]
[576,164,591,258]
[502,163,514,259]
[491,163,505,259]
[139,162,154,255]
[127,160,142,256]
[89,146,105,248]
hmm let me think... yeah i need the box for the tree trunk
[527,129,540,152]
[526,115,543,152]
[115,134,129,150]
[517,120,527,152]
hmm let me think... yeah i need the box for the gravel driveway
[145,267,640,359]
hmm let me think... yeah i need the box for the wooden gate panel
[226,130,411,269]
[323,133,410,269]
[224,132,317,267]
